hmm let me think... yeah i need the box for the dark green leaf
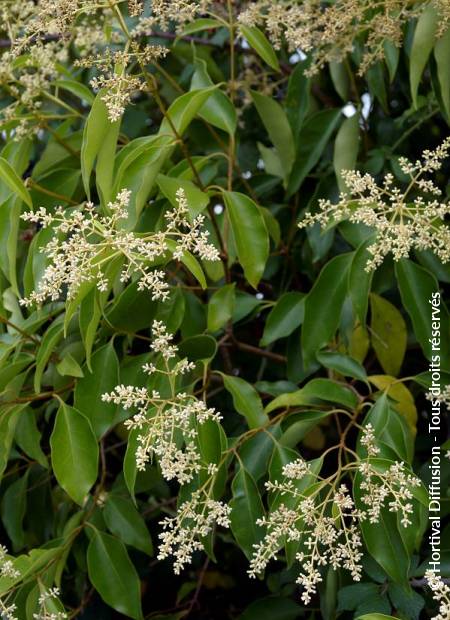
[87,530,143,619]
[50,403,99,505]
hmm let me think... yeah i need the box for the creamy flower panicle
[299,137,450,270]
[20,188,219,308]
[102,320,229,573]
[248,439,422,605]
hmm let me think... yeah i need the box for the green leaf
[239,597,301,620]
[34,321,64,393]
[384,41,400,83]
[79,288,106,370]
[106,281,156,333]
[316,351,367,382]
[179,17,223,36]
[221,373,268,428]
[0,405,25,480]
[179,334,217,362]
[74,341,120,438]
[287,109,341,195]
[302,253,353,367]
[260,292,305,346]
[251,90,295,180]
[348,238,375,326]
[156,173,209,218]
[104,494,153,556]
[279,410,334,448]
[368,375,417,436]
[265,378,358,414]
[81,90,121,200]
[239,25,280,71]
[0,196,21,294]
[55,79,95,104]
[15,408,47,468]
[286,60,311,140]
[370,293,407,377]
[330,62,350,100]
[124,429,140,501]
[223,191,269,288]
[230,466,265,559]
[56,353,84,378]
[50,403,99,505]
[207,283,236,332]
[395,259,450,369]
[159,86,219,138]
[191,59,237,135]
[410,4,438,108]
[1,471,28,550]
[87,530,143,620]
[354,462,410,585]
[334,114,360,192]
[435,27,450,120]
[0,157,32,207]
[357,615,397,620]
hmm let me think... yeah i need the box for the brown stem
[0,315,40,344]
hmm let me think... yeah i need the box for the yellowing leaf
[348,324,370,363]
[368,374,417,434]
[370,293,406,377]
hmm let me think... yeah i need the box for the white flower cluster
[21,188,219,308]
[103,320,229,572]
[134,0,216,34]
[248,450,422,605]
[299,137,450,270]
[0,545,20,620]
[158,489,231,574]
[102,320,221,479]
[238,0,444,75]
[33,587,67,620]
[360,423,380,456]
[78,44,167,122]
[426,570,450,620]
[358,460,421,527]
[428,385,450,410]
[0,545,20,580]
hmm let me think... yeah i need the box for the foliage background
[0,1,449,619]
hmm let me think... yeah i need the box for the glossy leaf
[435,27,450,120]
[348,238,375,326]
[239,25,280,71]
[396,259,450,369]
[74,341,119,438]
[265,378,358,414]
[81,90,120,200]
[191,59,237,135]
[334,114,360,192]
[50,403,99,505]
[156,173,209,217]
[104,494,153,556]
[260,293,305,346]
[223,191,269,288]
[221,373,268,428]
[230,466,264,559]
[302,253,353,367]
[251,90,295,180]
[87,530,143,620]
[287,109,341,195]
[0,157,32,207]
[207,283,236,332]
[410,4,438,107]
[316,351,367,382]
